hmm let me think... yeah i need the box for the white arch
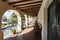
[1,9,22,32]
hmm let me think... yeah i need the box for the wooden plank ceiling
[2,0,43,16]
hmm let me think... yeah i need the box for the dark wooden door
[56,0,60,40]
[48,0,60,40]
[48,0,57,40]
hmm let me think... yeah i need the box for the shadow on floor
[4,27,41,40]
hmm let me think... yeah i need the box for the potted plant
[12,29,16,34]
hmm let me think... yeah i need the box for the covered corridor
[0,0,57,40]
[0,0,42,40]
[4,24,42,40]
[4,27,35,40]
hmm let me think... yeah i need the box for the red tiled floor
[4,27,41,40]
[18,27,35,40]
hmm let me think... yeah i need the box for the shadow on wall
[34,20,42,40]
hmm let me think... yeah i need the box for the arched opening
[1,10,22,39]
[22,14,36,29]
[22,14,28,29]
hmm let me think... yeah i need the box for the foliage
[9,18,18,24]
[12,29,16,34]
[11,13,17,18]
[9,13,18,24]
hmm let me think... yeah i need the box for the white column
[24,15,28,28]
[28,16,30,25]
[17,16,21,32]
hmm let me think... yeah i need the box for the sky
[2,10,14,19]
[3,10,13,17]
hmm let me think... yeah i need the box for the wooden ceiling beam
[2,0,22,2]
[18,7,40,16]
[10,0,42,5]
[15,3,41,8]
[2,0,42,16]
[12,1,42,7]
[17,4,41,9]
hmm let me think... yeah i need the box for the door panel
[56,1,60,40]
[48,0,60,40]
[48,1,57,40]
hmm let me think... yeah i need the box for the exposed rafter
[17,4,41,9]
[2,0,43,16]
[11,0,42,5]
[2,0,22,2]
[2,0,41,4]
[10,0,42,10]
[16,3,41,8]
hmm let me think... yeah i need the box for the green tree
[11,13,17,18]
[9,13,18,24]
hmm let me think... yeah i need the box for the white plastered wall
[38,0,53,40]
